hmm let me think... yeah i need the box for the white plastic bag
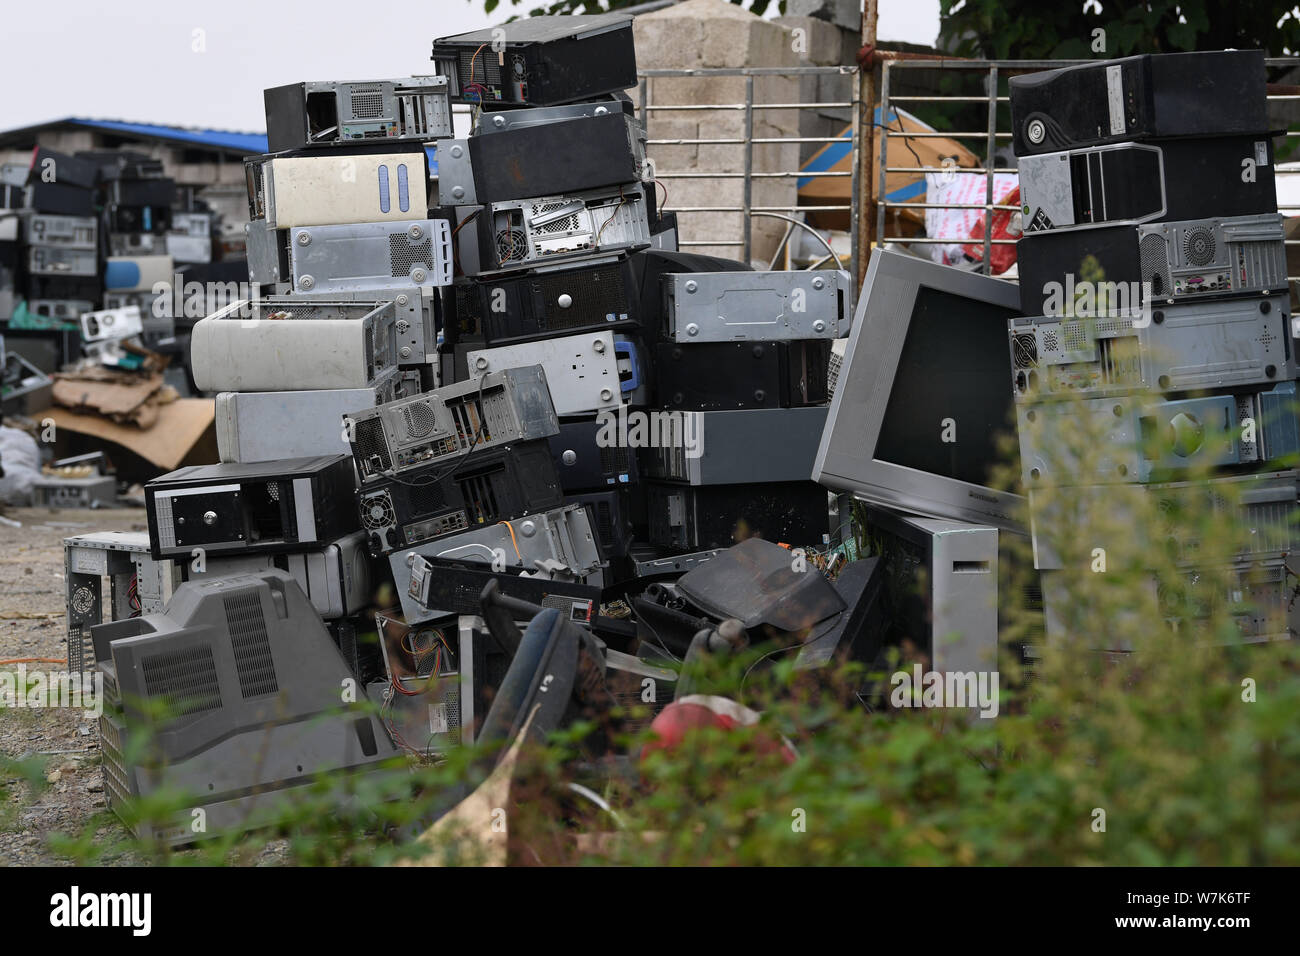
[0,425,43,506]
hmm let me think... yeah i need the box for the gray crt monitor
[813,249,1025,531]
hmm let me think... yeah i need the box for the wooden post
[856,0,880,289]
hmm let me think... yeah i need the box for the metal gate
[877,56,1300,279]
[636,65,861,275]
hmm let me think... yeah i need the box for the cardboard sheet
[40,398,216,471]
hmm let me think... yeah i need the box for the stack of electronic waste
[5,148,216,327]
[433,15,850,565]
[85,13,865,845]
[1009,50,1300,644]
[94,150,177,342]
[16,151,101,327]
[1,146,233,395]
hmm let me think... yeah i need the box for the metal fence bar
[743,75,754,263]
[875,61,891,254]
[669,205,855,212]
[875,56,1300,288]
[886,167,1018,174]
[882,130,1014,138]
[639,63,861,274]
[639,66,856,76]
[889,95,1012,103]
[647,136,850,145]
[642,102,855,111]
[850,78,861,284]
[982,65,999,274]
[654,170,851,179]
[889,202,1020,210]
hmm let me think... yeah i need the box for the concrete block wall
[634,0,808,263]
[773,14,858,165]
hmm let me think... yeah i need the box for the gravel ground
[0,506,149,866]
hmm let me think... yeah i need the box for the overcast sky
[0,0,939,133]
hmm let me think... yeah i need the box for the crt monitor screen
[873,285,1020,488]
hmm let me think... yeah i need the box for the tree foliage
[939,0,1300,59]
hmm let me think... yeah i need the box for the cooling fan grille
[71,585,96,616]
[401,401,440,439]
[362,492,396,531]
[496,228,527,262]
[1182,226,1217,266]
[1012,333,1038,369]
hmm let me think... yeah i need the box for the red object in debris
[964,186,1022,275]
[642,695,797,765]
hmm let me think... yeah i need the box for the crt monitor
[813,248,1024,530]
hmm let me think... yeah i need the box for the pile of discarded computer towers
[2,146,226,334]
[74,13,860,844]
[0,143,242,403]
[1010,49,1300,642]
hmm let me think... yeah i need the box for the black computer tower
[1009,50,1267,156]
[549,419,640,493]
[28,182,95,217]
[655,340,830,410]
[462,113,643,202]
[1016,214,1289,316]
[645,480,829,552]
[145,455,360,560]
[358,440,565,556]
[451,257,640,346]
[431,14,637,108]
[1021,134,1279,235]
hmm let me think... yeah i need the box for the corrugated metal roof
[0,118,267,155]
[64,118,268,154]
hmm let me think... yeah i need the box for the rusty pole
[856,0,880,289]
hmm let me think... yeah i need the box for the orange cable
[497,520,522,560]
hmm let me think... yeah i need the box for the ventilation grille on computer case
[407,480,448,520]
[1182,225,1216,266]
[454,283,484,336]
[1137,234,1171,296]
[600,443,632,474]
[224,591,279,699]
[255,305,333,321]
[349,85,385,119]
[400,401,440,439]
[1157,485,1300,563]
[535,264,628,331]
[352,417,392,473]
[140,644,223,716]
[531,204,583,235]
[459,50,502,89]
[591,500,615,546]
[389,235,433,277]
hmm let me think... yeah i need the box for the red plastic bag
[963,186,1022,275]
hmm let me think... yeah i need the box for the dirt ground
[0,506,148,866]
